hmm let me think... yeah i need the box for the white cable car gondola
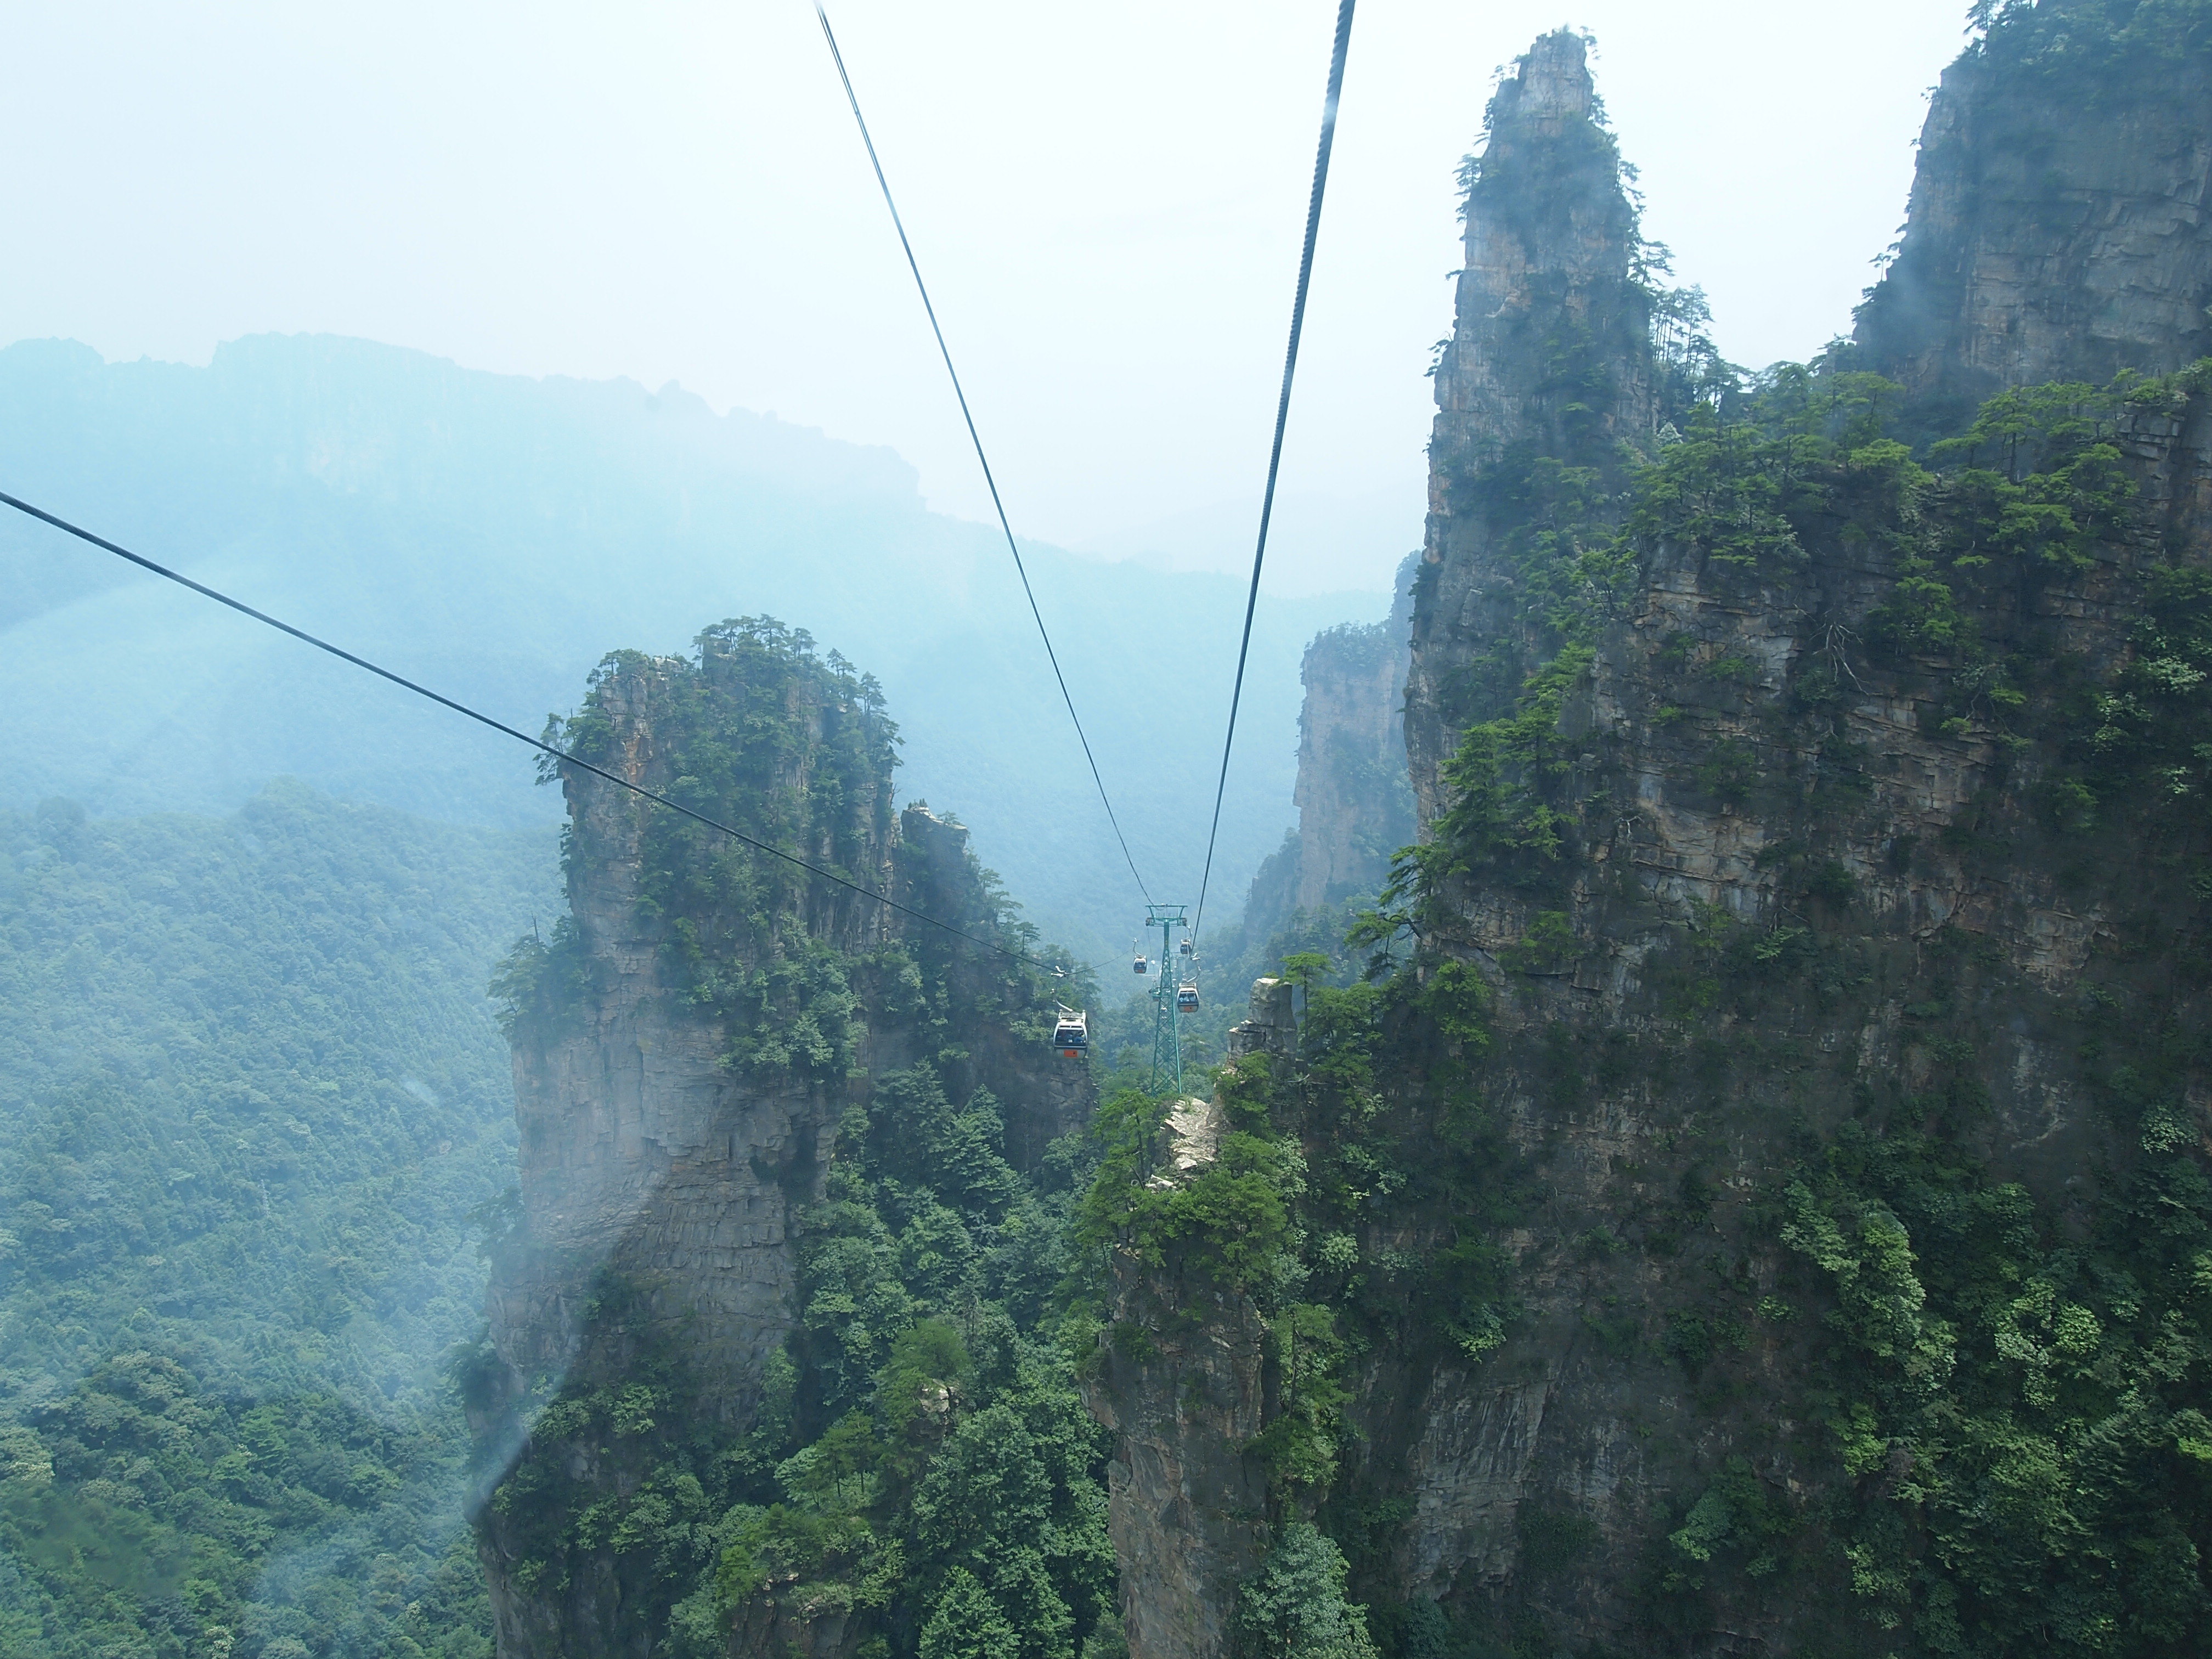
[1176,982,1200,1014]
[1178,936,1195,958]
[1052,1006,1090,1058]
[1132,941,1150,976]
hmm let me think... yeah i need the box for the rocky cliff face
[483,657,874,1439]
[1855,0,2212,421]
[472,624,1096,1658]
[1241,565,1418,950]
[1290,579,1417,919]
[1403,30,1660,826]
[1092,13,2212,1658]
[1086,1252,1272,1659]
[1081,983,1302,1659]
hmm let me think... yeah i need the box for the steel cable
[1190,0,1357,946]
[0,488,1065,975]
[815,1,1154,906]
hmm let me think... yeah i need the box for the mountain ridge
[0,330,1389,968]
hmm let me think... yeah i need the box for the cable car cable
[1189,0,1356,947]
[0,488,1066,977]
[814,1,1154,906]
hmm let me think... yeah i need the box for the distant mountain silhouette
[0,333,1387,962]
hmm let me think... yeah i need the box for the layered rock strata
[1084,1064,1274,1659]
[1239,563,1418,951]
[1290,573,1418,916]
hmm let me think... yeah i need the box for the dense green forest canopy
[1969,0,2212,73]
[477,1063,1124,1659]
[0,784,551,1658]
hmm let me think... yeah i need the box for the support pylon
[1145,904,1189,1094]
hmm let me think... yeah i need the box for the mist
[4,1,1970,600]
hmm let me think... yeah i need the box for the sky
[2,1,1974,597]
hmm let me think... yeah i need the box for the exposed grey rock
[1857,26,2212,415]
[1404,30,1657,826]
[1082,1094,1272,1659]
[1227,977,1299,1060]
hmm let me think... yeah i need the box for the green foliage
[1694,737,1759,806]
[921,1567,1022,1659]
[537,619,898,1083]
[494,1050,1111,1657]
[488,915,585,1037]
[1131,896,1383,1077]
[1778,1122,2212,1651]
[1970,0,2212,83]
[1662,1457,1793,1586]
[1236,1523,1380,1659]
[2079,561,2212,819]
[1625,402,1813,572]
[1369,323,2212,1650]
[551,620,1079,1070]
[484,618,1112,1656]
[1517,1505,1601,1578]
[0,1352,490,1659]
[1074,943,1522,1534]
[1930,382,2135,567]
[1074,1107,1296,1291]
[1410,645,1593,915]
[725,1098,1115,1657]
[1396,358,2212,947]
[1497,911,1576,975]
[901,1380,1112,1659]
[0,783,545,1655]
[1249,1305,1355,1492]
[868,1071,1023,1221]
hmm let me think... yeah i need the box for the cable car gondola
[1132,942,1150,976]
[1176,983,1200,1014]
[1052,1007,1090,1058]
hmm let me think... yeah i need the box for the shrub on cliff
[1236,1523,1379,1659]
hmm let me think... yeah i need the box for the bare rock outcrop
[1290,601,1417,917]
[1856,9,2212,415]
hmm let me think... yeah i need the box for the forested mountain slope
[472,621,1115,1659]
[32,7,2212,1659]
[0,783,550,1658]
[1082,9,2212,1658]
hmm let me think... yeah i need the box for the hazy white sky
[4,1,1971,595]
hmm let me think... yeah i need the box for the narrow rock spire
[1405,29,1652,820]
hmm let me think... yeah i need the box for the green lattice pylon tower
[1145,903,1190,1094]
